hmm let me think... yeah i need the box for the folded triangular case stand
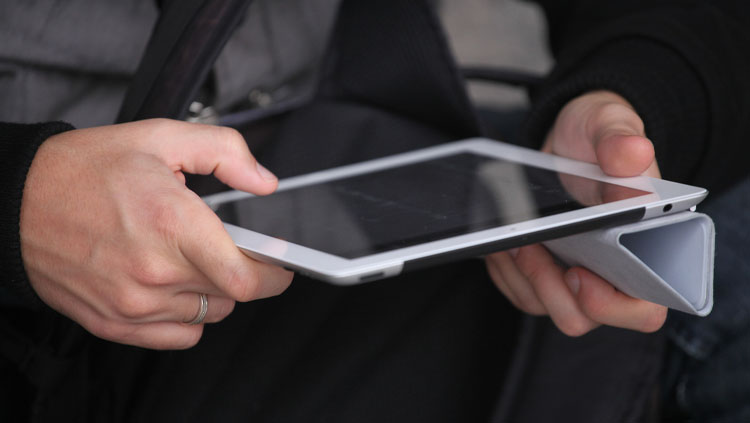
[543,211,714,316]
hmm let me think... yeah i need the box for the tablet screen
[213,153,650,258]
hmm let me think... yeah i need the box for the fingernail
[508,248,520,259]
[564,271,580,295]
[256,162,277,181]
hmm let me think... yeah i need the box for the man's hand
[20,119,293,349]
[485,91,667,336]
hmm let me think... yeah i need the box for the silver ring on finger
[185,293,208,325]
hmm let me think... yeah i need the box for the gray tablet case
[543,211,714,316]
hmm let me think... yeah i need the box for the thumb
[147,119,278,195]
[594,133,659,178]
[583,96,659,178]
[565,267,667,333]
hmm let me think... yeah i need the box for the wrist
[0,121,75,309]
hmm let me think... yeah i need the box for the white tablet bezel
[203,138,707,285]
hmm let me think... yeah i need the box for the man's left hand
[485,90,667,336]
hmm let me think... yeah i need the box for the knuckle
[223,263,260,302]
[217,125,242,140]
[596,101,624,117]
[522,270,542,291]
[111,289,156,320]
[91,320,136,345]
[136,119,174,146]
[580,293,611,322]
[145,200,183,241]
[521,260,546,287]
[590,102,643,135]
[514,293,546,316]
[212,300,236,322]
[576,280,614,320]
[129,254,179,287]
[557,317,593,337]
[214,126,246,153]
[144,118,174,133]
[174,327,203,350]
[640,306,668,333]
[85,317,116,341]
[146,117,171,126]
[593,102,629,122]
[523,304,548,317]
[272,270,294,295]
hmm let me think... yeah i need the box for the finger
[486,251,547,315]
[514,244,599,336]
[485,255,523,309]
[595,134,658,178]
[557,163,657,207]
[142,119,279,195]
[70,299,207,349]
[580,95,659,178]
[174,258,291,302]
[112,291,236,325]
[584,92,645,143]
[177,198,294,302]
[220,256,295,301]
[542,91,642,163]
[566,267,667,333]
[557,173,604,207]
[178,293,235,324]
[134,176,293,303]
[598,177,658,204]
[106,322,205,350]
[173,169,186,185]
[52,281,228,347]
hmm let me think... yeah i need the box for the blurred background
[437,0,552,142]
[439,0,551,113]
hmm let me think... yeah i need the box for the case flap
[543,211,714,316]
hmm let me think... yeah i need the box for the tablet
[203,138,707,284]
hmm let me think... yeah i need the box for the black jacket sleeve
[525,0,750,194]
[0,122,75,309]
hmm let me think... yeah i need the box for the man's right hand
[19,119,293,350]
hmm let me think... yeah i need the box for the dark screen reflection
[213,153,650,258]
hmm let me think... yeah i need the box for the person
[1,0,749,421]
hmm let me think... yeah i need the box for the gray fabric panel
[0,0,156,126]
[0,0,339,127]
[0,62,129,127]
[0,0,157,75]
[213,0,341,111]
